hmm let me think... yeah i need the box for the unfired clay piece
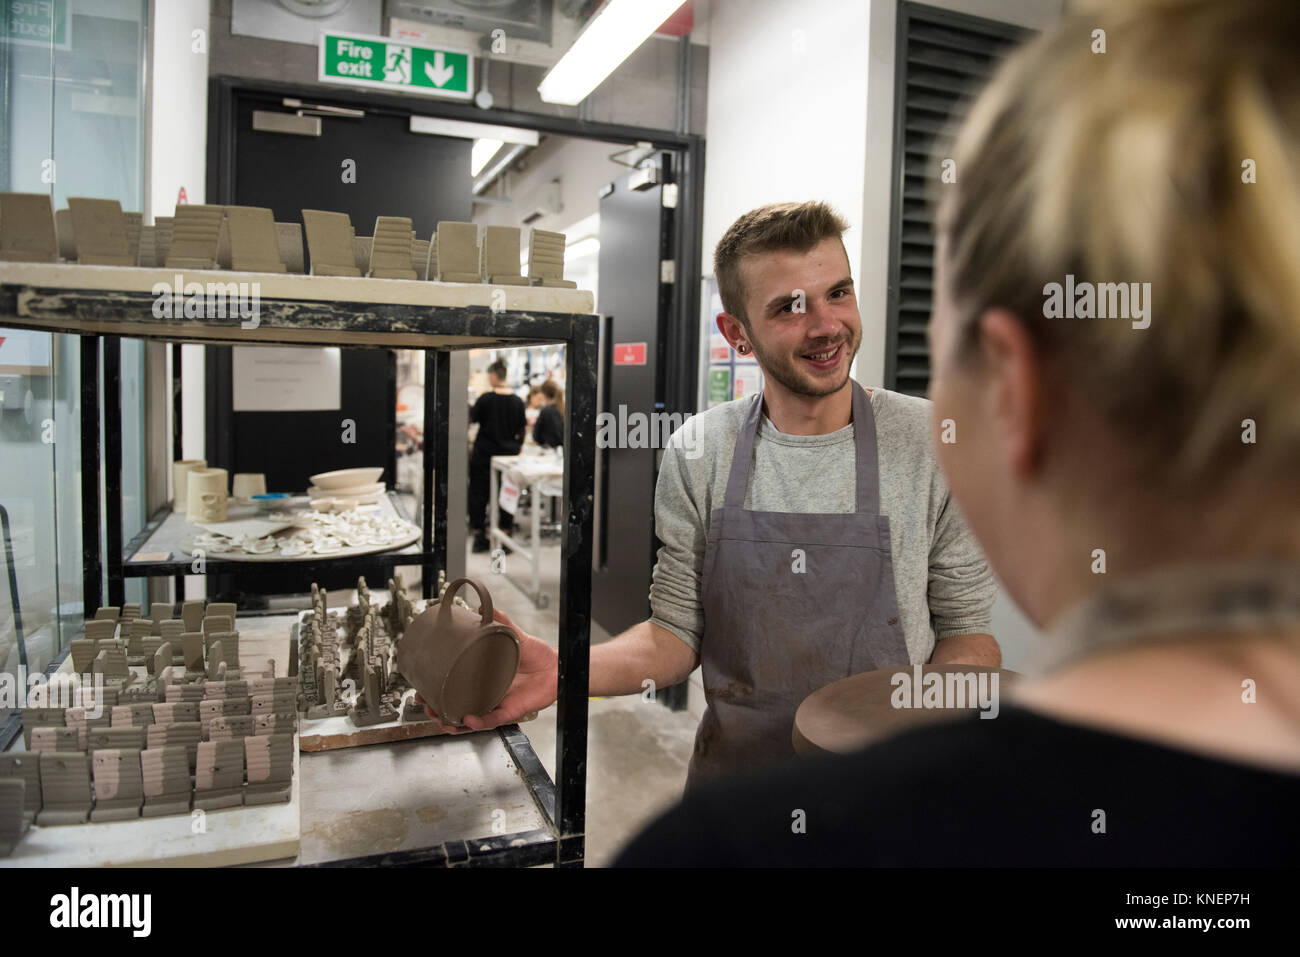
[165,204,224,269]
[55,208,77,260]
[181,632,206,671]
[180,599,204,633]
[226,205,287,273]
[302,209,361,277]
[137,225,158,266]
[193,740,245,810]
[276,221,305,273]
[354,235,372,273]
[67,197,133,265]
[368,216,418,279]
[396,578,520,726]
[527,228,577,288]
[0,193,59,262]
[0,779,26,856]
[84,618,116,640]
[435,221,480,282]
[140,746,192,817]
[154,216,175,264]
[0,755,41,823]
[124,211,142,265]
[146,722,202,772]
[243,734,293,805]
[36,753,91,826]
[29,726,79,753]
[91,748,144,821]
[149,603,173,630]
[21,708,64,749]
[481,226,528,285]
[412,238,431,281]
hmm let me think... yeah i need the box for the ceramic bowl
[306,482,385,499]
[309,467,384,490]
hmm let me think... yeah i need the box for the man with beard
[420,201,998,789]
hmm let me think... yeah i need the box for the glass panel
[1,0,148,716]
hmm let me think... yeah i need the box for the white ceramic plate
[309,467,384,490]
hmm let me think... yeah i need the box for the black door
[205,85,472,600]
[591,154,676,639]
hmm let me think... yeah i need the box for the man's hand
[417,608,558,734]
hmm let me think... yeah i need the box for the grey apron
[686,381,911,788]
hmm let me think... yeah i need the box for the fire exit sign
[2,0,71,50]
[318,32,472,100]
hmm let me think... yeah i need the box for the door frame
[207,75,706,418]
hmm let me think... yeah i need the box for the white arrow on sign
[424,51,455,88]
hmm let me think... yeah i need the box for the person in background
[468,359,525,553]
[616,0,1300,865]
[532,380,565,449]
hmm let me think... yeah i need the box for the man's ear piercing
[737,344,749,355]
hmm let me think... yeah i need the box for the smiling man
[423,200,997,789]
[650,200,999,786]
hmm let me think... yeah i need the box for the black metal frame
[206,75,706,420]
[0,278,599,868]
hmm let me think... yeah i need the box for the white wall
[701,0,872,313]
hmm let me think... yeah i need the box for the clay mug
[231,472,267,504]
[396,578,520,726]
[187,467,229,523]
[172,459,207,510]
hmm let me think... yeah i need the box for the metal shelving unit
[0,263,597,867]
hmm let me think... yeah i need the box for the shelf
[121,491,428,577]
[0,262,597,349]
[242,611,559,867]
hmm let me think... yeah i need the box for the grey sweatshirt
[648,387,996,664]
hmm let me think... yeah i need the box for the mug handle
[438,578,494,628]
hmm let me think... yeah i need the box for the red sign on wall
[613,342,647,366]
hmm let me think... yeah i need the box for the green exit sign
[319,32,472,100]
[2,0,71,50]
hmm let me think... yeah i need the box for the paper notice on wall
[707,366,732,407]
[232,347,341,411]
[733,366,763,400]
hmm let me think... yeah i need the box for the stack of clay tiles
[0,598,299,853]
[2,193,582,288]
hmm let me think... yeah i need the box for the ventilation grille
[886,3,1032,397]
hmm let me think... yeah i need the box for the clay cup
[396,578,520,725]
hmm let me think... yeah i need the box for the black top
[614,705,1300,866]
[533,404,564,448]
[470,392,526,458]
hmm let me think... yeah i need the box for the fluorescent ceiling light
[471,138,504,176]
[566,237,600,260]
[538,0,686,106]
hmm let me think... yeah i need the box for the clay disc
[792,665,1020,756]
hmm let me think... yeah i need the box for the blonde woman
[618,0,1300,865]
